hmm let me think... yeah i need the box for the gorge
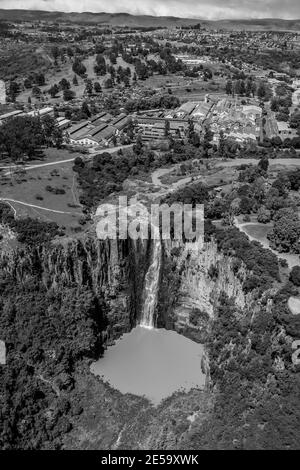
[90,234,206,405]
[1,189,299,449]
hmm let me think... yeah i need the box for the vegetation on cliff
[182,289,300,449]
[0,245,107,449]
[0,203,63,245]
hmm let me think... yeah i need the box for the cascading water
[140,227,162,329]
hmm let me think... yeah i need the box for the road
[0,145,133,174]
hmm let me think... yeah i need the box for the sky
[0,0,299,20]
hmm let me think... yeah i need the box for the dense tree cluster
[125,93,180,113]
[0,203,63,245]
[182,288,300,449]
[0,115,63,161]
[0,254,104,449]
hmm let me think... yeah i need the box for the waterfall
[140,228,162,329]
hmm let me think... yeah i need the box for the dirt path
[0,197,81,215]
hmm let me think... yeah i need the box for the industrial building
[67,113,130,147]
[136,116,189,142]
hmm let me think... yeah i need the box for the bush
[289,266,300,287]
[45,185,66,195]
[13,218,62,245]
[257,206,271,224]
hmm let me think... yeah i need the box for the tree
[59,78,70,91]
[290,266,300,286]
[72,58,86,77]
[0,116,45,162]
[257,206,271,224]
[24,78,32,89]
[51,46,60,62]
[32,86,41,98]
[203,126,213,158]
[133,134,143,156]
[8,81,20,101]
[219,130,226,157]
[94,82,101,93]
[164,120,170,137]
[290,112,300,129]
[67,47,74,58]
[73,75,78,86]
[49,84,59,98]
[104,77,113,89]
[63,89,76,101]
[257,81,267,100]
[258,156,269,173]
[268,207,300,253]
[43,115,56,146]
[94,54,106,75]
[81,101,91,118]
[225,80,233,95]
[187,119,195,143]
[85,79,93,96]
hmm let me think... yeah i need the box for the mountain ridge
[0,9,299,31]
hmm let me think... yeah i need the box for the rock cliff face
[0,234,249,346]
[0,235,151,344]
[156,239,249,342]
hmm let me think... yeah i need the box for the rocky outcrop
[157,239,249,342]
[0,231,250,347]
[0,235,152,343]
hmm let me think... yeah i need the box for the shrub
[289,266,300,287]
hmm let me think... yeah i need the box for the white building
[292,89,300,107]
[0,340,6,365]
[0,80,6,105]
[277,121,298,139]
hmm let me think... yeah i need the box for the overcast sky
[0,0,299,20]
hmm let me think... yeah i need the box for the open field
[0,151,84,232]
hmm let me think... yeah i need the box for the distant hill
[0,9,299,31]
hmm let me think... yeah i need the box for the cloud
[0,0,299,20]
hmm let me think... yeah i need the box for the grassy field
[0,148,85,233]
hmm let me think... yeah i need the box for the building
[0,340,5,365]
[82,123,116,146]
[0,80,6,105]
[292,79,300,89]
[56,116,71,130]
[27,107,54,119]
[90,111,113,125]
[0,109,24,124]
[175,102,198,118]
[110,113,130,133]
[136,116,189,142]
[191,101,212,121]
[67,112,130,147]
[68,120,92,142]
[276,121,298,139]
[292,89,300,106]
